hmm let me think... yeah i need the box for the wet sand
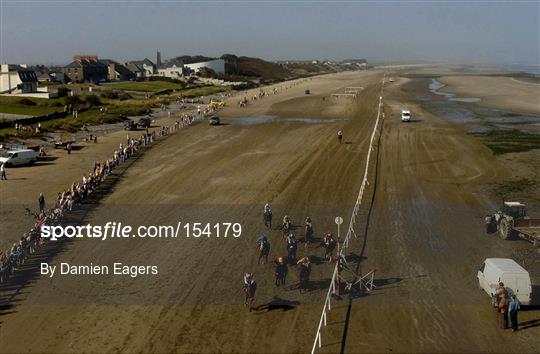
[438,75,540,114]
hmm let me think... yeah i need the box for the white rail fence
[311,77,386,354]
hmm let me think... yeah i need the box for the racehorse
[274,257,288,286]
[258,238,270,264]
[282,216,292,239]
[244,280,257,311]
[287,235,297,264]
[264,210,272,229]
[324,234,336,262]
[304,222,313,248]
[298,262,311,293]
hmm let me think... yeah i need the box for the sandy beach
[1,69,538,353]
[438,75,540,114]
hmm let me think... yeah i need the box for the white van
[401,110,411,122]
[477,258,532,305]
[0,149,38,167]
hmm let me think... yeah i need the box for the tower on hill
[157,50,162,67]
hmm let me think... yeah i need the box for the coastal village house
[157,64,185,79]
[63,55,108,83]
[155,50,185,79]
[99,59,136,81]
[0,64,38,94]
[156,58,226,79]
[125,58,156,78]
[0,64,57,98]
[124,63,145,79]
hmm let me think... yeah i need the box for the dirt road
[1,70,538,353]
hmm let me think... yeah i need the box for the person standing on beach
[337,130,343,144]
[0,162,6,180]
[498,294,509,329]
[509,295,521,332]
[38,193,45,212]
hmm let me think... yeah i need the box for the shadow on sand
[254,297,300,313]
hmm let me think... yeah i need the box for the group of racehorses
[243,204,338,311]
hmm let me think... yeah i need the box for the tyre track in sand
[337,80,538,353]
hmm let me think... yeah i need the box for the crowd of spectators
[237,79,308,107]
[0,108,208,284]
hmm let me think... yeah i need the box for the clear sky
[0,0,539,65]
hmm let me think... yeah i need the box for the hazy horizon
[1,1,539,66]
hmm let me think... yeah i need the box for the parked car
[0,149,38,167]
[123,119,137,130]
[209,116,220,126]
[401,110,411,122]
[477,258,532,306]
[137,117,152,128]
[54,140,75,149]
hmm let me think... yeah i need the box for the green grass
[471,129,540,155]
[41,110,125,132]
[102,81,185,92]
[0,83,227,138]
[0,98,157,138]
[106,100,155,116]
[0,104,59,116]
[177,86,228,98]
[0,109,126,136]
[0,96,63,116]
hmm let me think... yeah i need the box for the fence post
[311,76,385,354]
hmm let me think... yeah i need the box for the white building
[0,64,56,98]
[185,59,225,75]
[157,64,184,79]
[0,64,37,94]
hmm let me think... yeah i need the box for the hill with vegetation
[163,54,339,82]
[227,56,292,80]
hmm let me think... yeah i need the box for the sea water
[429,79,481,103]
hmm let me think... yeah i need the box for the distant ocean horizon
[502,64,540,75]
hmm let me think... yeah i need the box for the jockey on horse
[274,256,288,286]
[323,233,337,262]
[243,272,257,311]
[282,215,292,239]
[286,233,297,263]
[304,216,313,248]
[256,234,270,264]
[297,257,311,292]
[263,203,272,229]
